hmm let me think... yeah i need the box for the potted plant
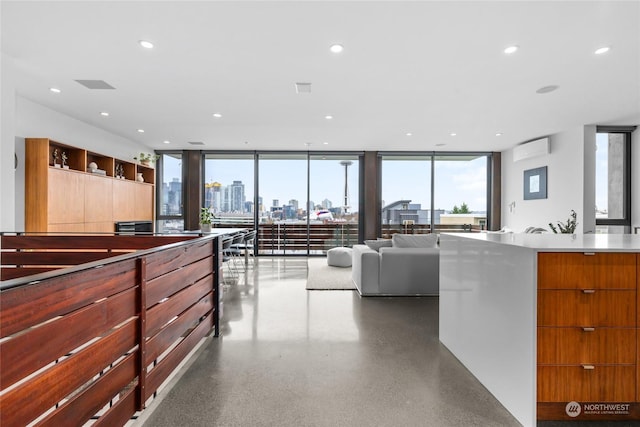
[548,209,578,234]
[134,153,160,167]
[200,207,214,232]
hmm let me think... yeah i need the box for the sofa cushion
[364,239,392,252]
[392,233,438,248]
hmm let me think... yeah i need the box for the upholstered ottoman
[326,247,353,267]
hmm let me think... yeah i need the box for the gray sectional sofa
[351,234,439,296]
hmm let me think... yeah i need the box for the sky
[161,154,488,213]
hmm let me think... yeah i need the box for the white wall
[632,128,640,233]
[4,93,152,232]
[1,54,18,232]
[502,127,589,233]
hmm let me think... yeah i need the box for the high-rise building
[321,199,332,209]
[289,199,299,211]
[272,199,279,209]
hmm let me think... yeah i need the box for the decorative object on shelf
[61,151,69,169]
[52,148,60,167]
[523,166,547,200]
[199,207,214,232]
[115,163,125,179]
[136,172,144,182]
[88,161,98,173]
[134,152,160,167]
[548,209,578,234]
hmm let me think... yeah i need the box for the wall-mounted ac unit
[513,137,550,162]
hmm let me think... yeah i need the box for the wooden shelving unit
[25,138,156,233]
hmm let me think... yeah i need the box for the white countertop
[440,232,640,252]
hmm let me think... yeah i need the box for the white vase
[201,223,211,233]
[136,172,144,182]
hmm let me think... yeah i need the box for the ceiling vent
[75,80,116,90]
[513,137,550,162]
[188,141,205,146]
[295,82,311,94]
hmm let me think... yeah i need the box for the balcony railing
[212,221,483,255]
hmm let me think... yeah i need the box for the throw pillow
[364,239,393,252]
[391,234,438,248]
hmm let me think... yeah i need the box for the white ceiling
[2,1,639,153]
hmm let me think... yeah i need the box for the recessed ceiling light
[49,87,61,93]
[137,129,145,133]
[536,85,559,94]
[304,142,312,147]
[325,115,333,120]
[436,143,446,147]
[594,46,610,55]
[406,132,413,137]
[212,113,222,118]
[330,44,344,53]
[496,132,503,137]
[323,142,329,145]
[139,40,154,49]
[504,45,519,54]
[163,140,171,144]
[100,111,109,117]
[450,133,457,137]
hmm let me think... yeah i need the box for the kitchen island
[439,233,640,426]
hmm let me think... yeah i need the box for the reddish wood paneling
[37,352,138,427]
[0,320,137,427]
[92,387,138,427]
[538,290,635,327]
[145,312,213,400]
[0,234,218,427]
[146,275,213,337]
[0,235,194,250]
[537,327,636,365]
[1,260,137,338]
[1,251,116,265]
[146,256,214,307]
[1,287,137,389]
[537,365,636,402]
[144,239,214,280]
[146,294,214,364]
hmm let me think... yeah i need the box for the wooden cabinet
[537,252,638,420]
[25,138,155,233]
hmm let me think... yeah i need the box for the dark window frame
[595,126,635,231]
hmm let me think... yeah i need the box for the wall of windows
[380,153,490,236]
[595,128,633,233]
[156,152,184,233]
[156,150,492,251]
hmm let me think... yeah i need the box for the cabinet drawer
[538,365,636,402]
[538,252,636,290]
[538,327,636,364]
[538,290,635,327]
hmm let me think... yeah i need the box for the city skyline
[161,155,489,218]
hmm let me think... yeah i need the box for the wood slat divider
[1,267,56,280]
[1,287,137,388]
[0,233,219,427]
[146,275,213,338]
[144,239,214,280]
[145,312,213,401]
[1,260,137,338]
[146,295,213,365]
[146,256,213,307]
[92,387,138,427]
[2,251,117,266]
[36,352,138,427]
[0,320,137,427]
[0,235,195,250]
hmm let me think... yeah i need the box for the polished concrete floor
[138,257,525,427]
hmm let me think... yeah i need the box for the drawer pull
[582,327,595,332]
[582,289,596,294]
[583,252,596,256]
[582,365,595,370]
